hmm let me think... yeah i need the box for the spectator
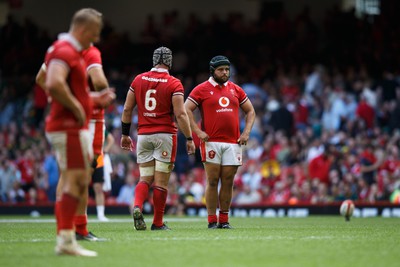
[42,147,59,202]
[0,158,23,203]
[179,170,205,204]
[308,144,334,185]
[234,184,262,205]
[116,173,136,205]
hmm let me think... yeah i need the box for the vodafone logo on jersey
[219,97,230,107]
[216,96,233,113]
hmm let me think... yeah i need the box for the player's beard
[213,75,229,85]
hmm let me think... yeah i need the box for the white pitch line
[0,235,302,243]
[0,218,204,223]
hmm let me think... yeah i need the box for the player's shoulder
[167,74,183,85]
[227,80,241,88]
[46,41,80,62]
[134,71,149,80]
[82,45,100,57]
[193,80,212,91]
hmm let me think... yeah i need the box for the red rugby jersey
[187,77,248,144]
[44,34,92,132]
[130,68,184,135]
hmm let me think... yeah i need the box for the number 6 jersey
[129,67,184,135]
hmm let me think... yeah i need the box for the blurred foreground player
[37,27,115,244]
[40,8,103,256]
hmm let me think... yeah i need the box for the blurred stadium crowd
[1,3,400,210]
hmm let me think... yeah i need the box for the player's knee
[206,175,220,187]
[93,182,103,193]
[208,180,219,187]
[155,160,173,173]
[139,166,155,176]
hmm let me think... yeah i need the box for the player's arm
[120,88,136,150]
[88,67,109,91]
[173,95,192,139]
[35,64,47,91]
[88,66,116,108]
[173,95,195,154]
[104,132,115,154]
[45,61,86,126]
[238,99,256,145]
[184,99,209,142]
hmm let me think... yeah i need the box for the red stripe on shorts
[67,132,85,168]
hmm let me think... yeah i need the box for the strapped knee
[155,160,173,173]
[139,166,155,176]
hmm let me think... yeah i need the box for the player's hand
[197,131,209,142]
[237,135,248,146]
[97,88,116,108]
[74,103,86,127]
[120,135,133,151]
[186,140,196,155]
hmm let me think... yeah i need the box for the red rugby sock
[55,200,61,234]
[219,211,229,224]
[134,181,150,210]
[74,214,88,236]
[58,193,79,231]
[208,214,218,224]
[152,186,167,227]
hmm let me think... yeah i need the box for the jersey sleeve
[83,46,102,70]
[188,85,202,106]
[236,85,249,105]
[46,45,74,71]
[129,75,141,93]
[171,78,184,96]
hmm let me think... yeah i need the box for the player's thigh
[200,142,222,164]
[221,143,242,166]
[152,133,177,163]
[137,135,156,164]
[46,130,93,170]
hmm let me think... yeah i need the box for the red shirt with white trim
[188,77,248,144]
[130,68,184,135]
[44,33,92,132]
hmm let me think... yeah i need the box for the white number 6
[145,89,156,111]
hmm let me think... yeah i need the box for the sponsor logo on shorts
[162,151,169,157]
[208,150,216,159]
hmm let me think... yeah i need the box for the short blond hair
[70,8,103,29]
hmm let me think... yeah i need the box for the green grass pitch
[0,215,398,267]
